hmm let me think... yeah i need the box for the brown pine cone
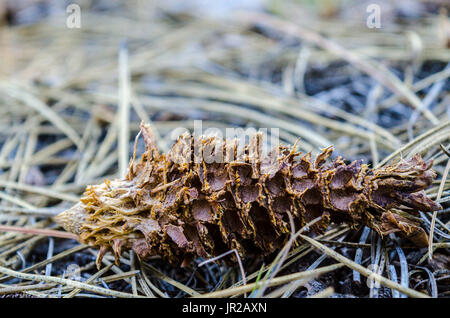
[56,123,441,267]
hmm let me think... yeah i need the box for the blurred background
[0,0,449,298]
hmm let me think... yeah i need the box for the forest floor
[0,0,449,298]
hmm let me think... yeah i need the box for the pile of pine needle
[0,0,449,298]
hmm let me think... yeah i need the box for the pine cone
[56,123,441,267]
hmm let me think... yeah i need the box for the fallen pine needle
[194,263,343,298]
[0,264,144,298]
[300,234,429,298]
[0,225,78,240]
